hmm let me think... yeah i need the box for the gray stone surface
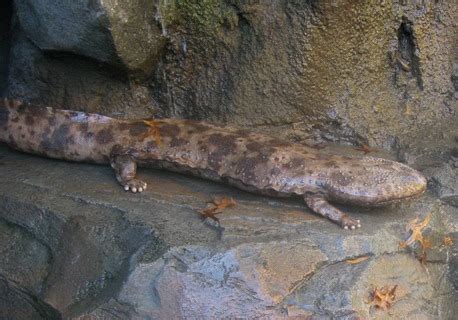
[14,0,165,74]
[0,274,61,320]
[0,143,456,319]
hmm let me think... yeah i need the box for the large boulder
[14,0,165,75]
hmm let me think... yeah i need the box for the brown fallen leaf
[345,256,370,265]
[143,119,162,146]
[399,213,432,249]
[399,213,432,265]
[443,235,454,247]
[199,197,237,222]
[354,144,374,155]
[368,285,398,311]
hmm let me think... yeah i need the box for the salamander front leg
[110,154,147,193]
[303,194,361,230]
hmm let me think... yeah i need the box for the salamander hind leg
[303,194,361,230]
[110,154,147,193]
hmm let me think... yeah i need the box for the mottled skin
[0,100,427,229]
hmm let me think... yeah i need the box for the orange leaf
[143,119,162,146]
[443,236,453,247]
[399,213,431,248]
[354,144,374,154]
[368,285,398,311]
[345,256,369,264]
[199,197,237,222]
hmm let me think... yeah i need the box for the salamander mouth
[366,190,426,207]
[327,182,427,207]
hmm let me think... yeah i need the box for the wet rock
[2,144,455,318]
[0,275,61,320]
[119,241,327,319]
[429,162,458,207]
[0,221,51,295]
[14,0,165,75]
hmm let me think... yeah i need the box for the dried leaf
[143,119,162,146]
[354,144,374,154]
[400,213,431,248]
[199,197,237,222]
[443,236,454,247]
[368,285,398,311]
[400,213,433,265]
[345,256,369,265]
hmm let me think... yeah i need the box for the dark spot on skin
[96,128,114,144]
[18,126,22,130]
[21,134,25,138]
[30,130,35,137]
[160,123,180,137]
[118,122,130,131]
[48,116,57,126]
[8,135,18,149]
[11,117,19,123]
[270,167,282,176]
[129,122,150,136]
[16,103,48,118]
[236,129,251,136]
[146,141,157,152]
[40,124,73,153]
[78,123,89,133]
[17,104,26,113]
[290,157,306,168]
[207,133,238,171]
[170,137,187,148]
[0,106,9,128]
[324,160,339,168]
[110,144,124,156]
[246,141,263,152]
[330,172,353,186]
[235,156,261,184]
[25,115,34,126]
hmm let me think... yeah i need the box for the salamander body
[0,99,427,229]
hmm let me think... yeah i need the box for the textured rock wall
[3,0,457,148]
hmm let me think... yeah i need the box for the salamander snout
[324,157,427,206]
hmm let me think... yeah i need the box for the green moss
[159,0,237,40]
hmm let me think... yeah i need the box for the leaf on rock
[442,235,454,247]
[345,256,369,264]
[399,213,431,248]
[399,213,432,265]
[368,285,398,311]
[143,119,162,146]
[199,197,237,222]
[354,144,374,154]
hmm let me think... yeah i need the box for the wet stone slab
[0,144,456,319]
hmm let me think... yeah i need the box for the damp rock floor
[0,142,457,319]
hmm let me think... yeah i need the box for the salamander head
[323,157,427,206]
